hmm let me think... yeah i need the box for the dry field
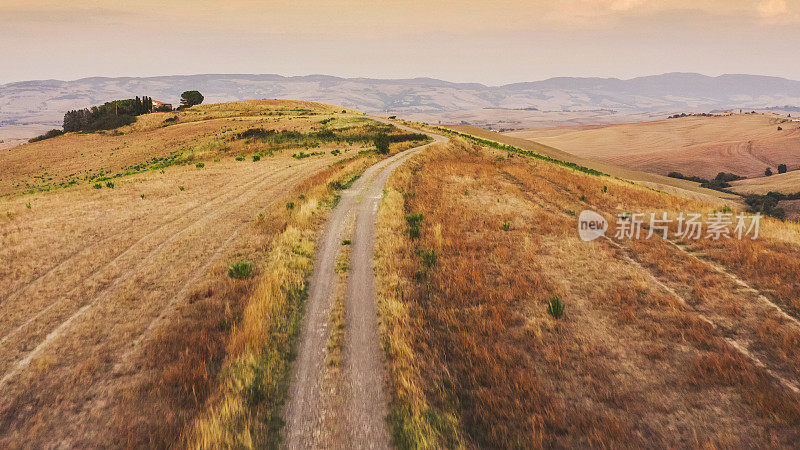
[376,137,800,447]
[445,125,739,206]
[730,170,800,195]
[0,100,422,447]
[505,113,800,179]
[0,100,367,196]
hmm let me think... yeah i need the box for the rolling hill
[505,113,800,180]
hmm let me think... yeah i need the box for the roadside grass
[376,137,800,447]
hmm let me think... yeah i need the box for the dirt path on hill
[284,123,446,449]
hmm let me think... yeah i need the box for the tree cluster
[63,96,154,132]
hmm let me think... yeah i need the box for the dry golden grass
[506,113,800,179]
[730,170,800,195]
[376,137,800,447]
[0,99,359,196]
[0,100,407,448]
[445,124,740,206]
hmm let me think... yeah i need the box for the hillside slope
[506,113,800,179]
[0,100,428,447]
[377,136,800,447]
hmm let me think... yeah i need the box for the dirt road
[283,124,446,448]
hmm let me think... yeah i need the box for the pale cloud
[758,0,788,17]
[756,0,800,23]
[2,0,800,84]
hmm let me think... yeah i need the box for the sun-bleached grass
[375,137,800,447]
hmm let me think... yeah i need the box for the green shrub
[416,248,437,268]
[179,186,185,191]
[502,220,512,231]
[236,155,245,161]
[26,202,32,209]
[405,213,424,239]
[228,261,254,279]
[547,296,565,319]
[93,183,102,189]
[29,129,65,143]
[252,155,261,162]
[196,162,205,168]
[140,194,145,199]
[374,133,390,154]
[286,201,295,210]
[105,181,115,189]
[342,239,351,245]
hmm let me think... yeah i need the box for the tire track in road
[284,124,446,449]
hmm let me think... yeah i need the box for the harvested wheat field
[0,100,429,447]
[730,170,800,195]
[376,136,800,447]
[505,113,800,179]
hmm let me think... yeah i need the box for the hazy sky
[2,0,799,85]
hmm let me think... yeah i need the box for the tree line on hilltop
[63,96,154,132]
[28,91,204,143]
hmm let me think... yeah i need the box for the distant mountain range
[2,72,800,136]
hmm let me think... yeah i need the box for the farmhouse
[152,100,173,111]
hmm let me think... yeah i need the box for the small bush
[179,186,185,191]
[235,155,245,161]
[228,261,254,279]
[252,155,261,162]
[405,213,424,239]
[765,167,773,177]
[416,248,437,268]
[547,295,565,319]
[196,162,205,168]
[286,201,295,210]
[778,164,788,174]
[93,183,102,189]
[342,239,351,245]
[105,181,115,189]
[25,202,31,209]
[140,194,145,199]
[502,220,512,231]
[374,133,390,154]
[29,129,65,143]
